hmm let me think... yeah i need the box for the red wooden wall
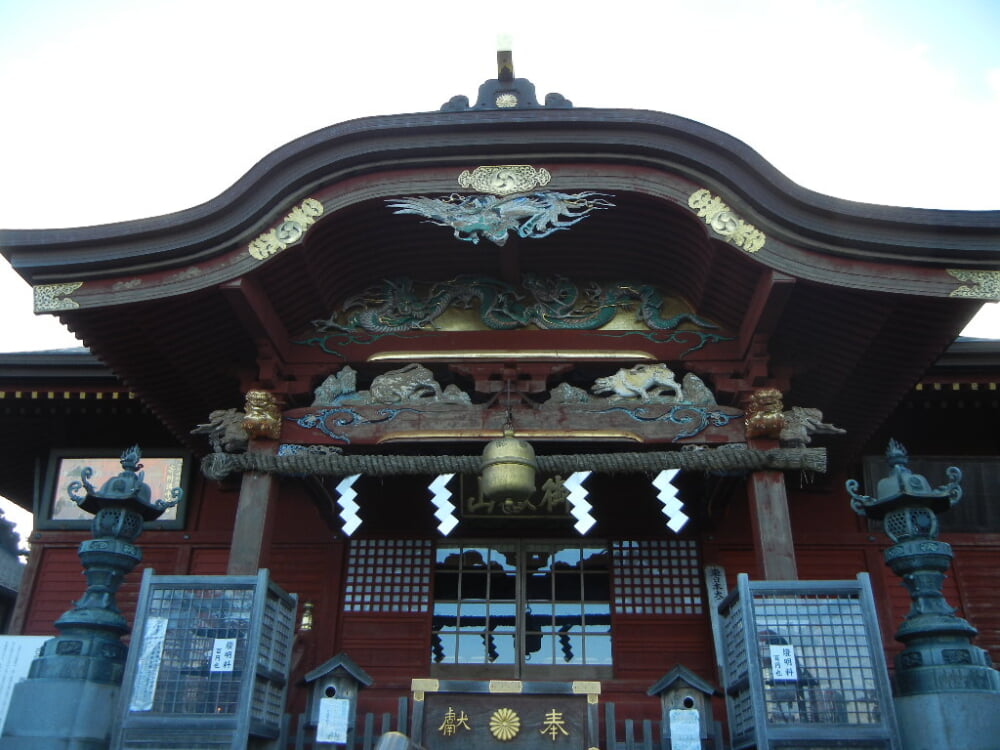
[15,468,1000,723]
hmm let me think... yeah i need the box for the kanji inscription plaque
[412,680,599,750]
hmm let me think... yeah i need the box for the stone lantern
[846,439,1000,750]
[0,445,181,750]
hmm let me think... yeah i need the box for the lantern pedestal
[1,681,120,750]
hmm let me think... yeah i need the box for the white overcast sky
[1,0,999,538]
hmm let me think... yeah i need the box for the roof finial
[497,33,514,82]
[440,37,573,112]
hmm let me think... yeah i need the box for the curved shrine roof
[2,73,998,460]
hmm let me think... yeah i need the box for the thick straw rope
[202,445,826,481]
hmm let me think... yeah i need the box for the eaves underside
[2,108,998,286]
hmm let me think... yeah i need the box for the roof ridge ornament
[441,39,572,111]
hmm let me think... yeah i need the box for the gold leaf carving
[34,282,83,312]
[458,165,552,196]
[248,197,325,260]
[948,270,1000,300]
[688,189,765,253]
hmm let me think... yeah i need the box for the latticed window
[431,542,612,674]
[612,539,704,615]
[344,539,432,613]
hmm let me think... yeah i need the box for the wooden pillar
[747,438,798,580]
[227,440,279,575]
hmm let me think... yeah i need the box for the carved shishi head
[241,390,282,440]
[745,387,786,439]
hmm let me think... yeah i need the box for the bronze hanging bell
[480,430,537,502]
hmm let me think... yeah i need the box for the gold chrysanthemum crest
[489,708,522,741]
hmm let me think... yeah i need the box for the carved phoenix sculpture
[387,191,614,246]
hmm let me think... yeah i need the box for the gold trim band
[377,430,643,443]
[368,350,656,363]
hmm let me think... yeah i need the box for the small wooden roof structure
[3,64,998,474]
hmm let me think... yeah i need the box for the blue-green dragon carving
[313,275,717,332]
[387,191,614,246]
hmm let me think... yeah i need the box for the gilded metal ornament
[688,189,765,253]
[457,165,552,196]
[489,708,521,741]
[744,387,785,439]
[386,191,613,246]
[34,281,83,312]
[489,680,524,694]
[248,197,324,260]
[241,390,282,440]
[947,269,1000,300]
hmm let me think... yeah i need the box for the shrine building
[1,51,999,750]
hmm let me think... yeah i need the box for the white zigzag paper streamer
[565,471,595,534]
[429,473,457,536]
[335,473,362,536]
[653,469,688,533]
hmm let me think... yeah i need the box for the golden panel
[368,350,657,363]
[688,188,765,253]
[488,680,524,694]
[948,269,1000,300]
[377,430,644,444]
[458,165,551,195]
[34,282,83,313]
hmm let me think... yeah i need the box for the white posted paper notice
[769,643,799,681]
[210,638,238,672]
[316,697,351,744]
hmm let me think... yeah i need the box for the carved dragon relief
[299,275,732,357]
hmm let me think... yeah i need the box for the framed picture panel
[36,449,190,530]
